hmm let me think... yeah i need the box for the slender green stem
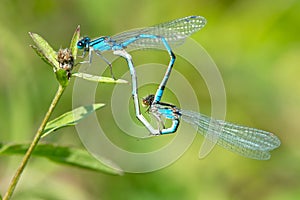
[3,85,65,200]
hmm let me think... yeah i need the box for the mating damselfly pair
[77,16,280,160]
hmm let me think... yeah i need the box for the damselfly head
[142,94,155,107]
[77,37,91,50]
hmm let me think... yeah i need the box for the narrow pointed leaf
[42,103,105,137]
[70,25,80,60]
[30,45,53,68]
[72,72,128,84]
[29,32,59,69]
[0,143,123,175]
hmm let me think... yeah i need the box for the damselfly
[77,16,206,135]
[142,94,281,160]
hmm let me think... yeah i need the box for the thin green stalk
[3,85,65,200]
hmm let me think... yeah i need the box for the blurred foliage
[0,0,299,199]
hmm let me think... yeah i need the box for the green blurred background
[0,0,299,199]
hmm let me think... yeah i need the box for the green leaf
[42,104,105,137]
[0,143,123,175]
[70,25,80,60]
[30,45,53,68]
[72,72,128,84]
[55,69,69,87]
[29,32,59,70]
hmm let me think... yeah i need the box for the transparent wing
[111,16,206,49]
[180,110,281,160]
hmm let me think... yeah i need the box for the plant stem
[3,85,65,200]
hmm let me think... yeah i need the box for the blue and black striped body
[77,16,206,135]
[143,94,281,160]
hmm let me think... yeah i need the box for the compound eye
[77,40,84,49]
[77,37,90,49]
